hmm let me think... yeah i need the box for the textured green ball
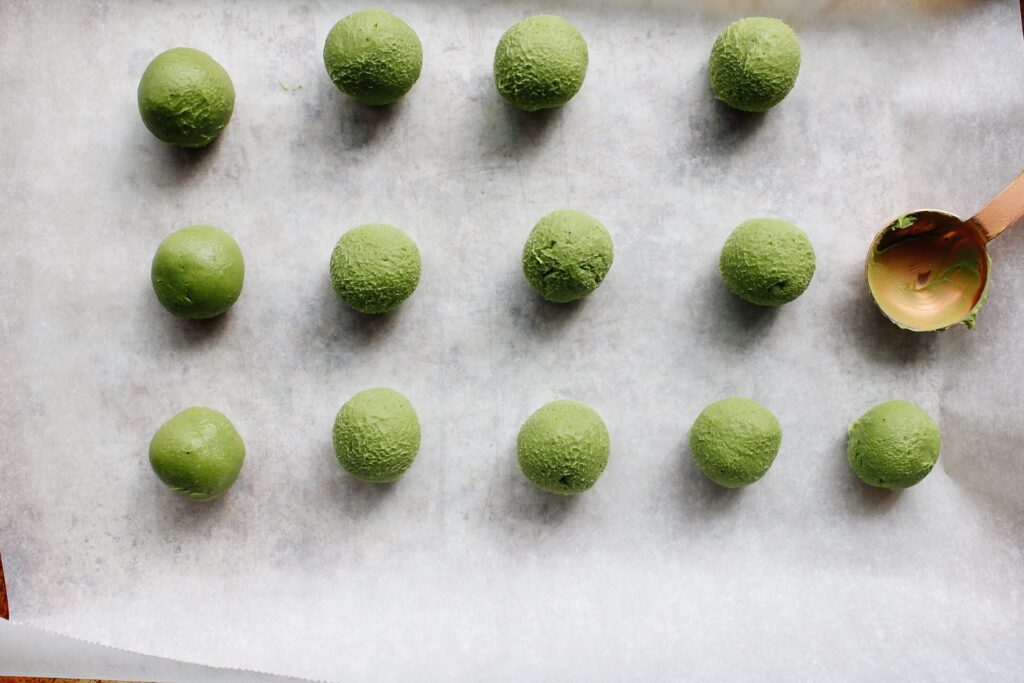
[689,398,782,488]
[333,388,421,483]
[323,9,423,105]
[708,17,801,112]
[522,209,613,303]
[719,218,815,306]
[848,401,940,489]
[151,225,245,319]
[149,406,246,501]
[493,15,589,111]
[137,47,235,148]
[329,224,421,314]
[517,400,610,495]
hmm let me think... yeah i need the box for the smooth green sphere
[517,400,610,495]
[329,223,421,314]
[151,225,245,319]
[848,401,941,489]
[333,388,422,483]
[493,15,589,111]
[149,406,246,501]
[522,209,613,303]
[689,398,782,488]
[709,17,801,112]
[719,218,815,306]
[323,9,423,105]
[137,47,235,148]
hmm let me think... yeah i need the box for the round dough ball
[332,388,421,483]
[493,15,589,111]
[708,17,801,112]
[329,224,421,314]
[522,209,613,303]
[151,225,245,319]
[149,406,245,501]
[689,397,781,488]
[137,47,235,148]
[517,400,610,495]
[719,218,815,306]
[323,9,423,105]
[848,400,940,489]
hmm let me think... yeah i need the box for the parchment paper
[2,0,1023,680]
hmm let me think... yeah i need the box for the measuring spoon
[866,174,1024,331]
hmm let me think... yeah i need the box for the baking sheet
[2,0,1023,680]
[0,617,308,683]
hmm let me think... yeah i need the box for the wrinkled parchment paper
[1,1,1022,680]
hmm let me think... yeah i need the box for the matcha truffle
[848,400,940,489]
[137,47,235,148]
[493,15,589,111]
[149,406,245,501]
[708,17,801,112]
[689,398,781,488]
[333,388,421,483]
[719,218,815,306]
[517,400,610,495]
[151,225,245,319]
[323,9,423,105]
[522,209,613,303]
[330,223,421,314]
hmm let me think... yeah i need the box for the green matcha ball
[522,209,613,303]
[719,218,815,306]
[493,15,589,111]
[149,406,245,501]
[329,224,421,314]
[848,401,940,489]
[708,17,801,112]
[517,400,610,495]
[137,47,235,148]
[323,9,423,105]
[151,225,245,319]
[332,388,421,483]
[689,398,782,488]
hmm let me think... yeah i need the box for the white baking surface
[1,0,1023,681]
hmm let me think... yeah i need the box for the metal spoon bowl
[866,175,1024,332]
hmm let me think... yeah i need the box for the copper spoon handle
[969,172,1024,241]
